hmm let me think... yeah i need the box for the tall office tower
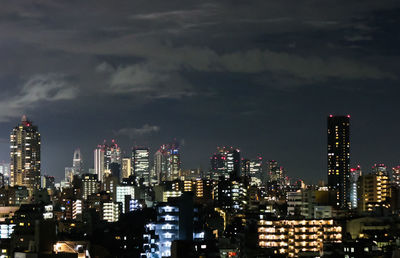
[268,160,284,183]
[211,151,226,179]
[94,146,105,181]
[132,147,150,186]
[82,174,99,200]
[41,175,55,190]
[349,165,362,209]
[327,115,350,208]
[73,148,83,174]
[210,147,241,179]
[167,142,181,181]
[154,148,168,183]
[226,148,240,178]
[94,140,121,182]
[241,159,250,176]
[372,163,388,175]
[249,155,263,185]
[121,158,132,179]
[0,163,10,186]
[267,160,278,180]
[105,140,121,167]
[64,167,75,183]
[10,116,41,193]
[392,166,400,187]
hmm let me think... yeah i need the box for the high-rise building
[102,202,121,222]
[64,149,83,185]
[121,158,132,179]
[372,163,387,175]
[392,166,400,187]
[167,143,181,181]
[94,147,105,182]
[105,140,121,167]
[241,159,250,176]
[141,193,205,257]
[358,168,390,212]
[10,116,41,193]
[116,185,136,213]
[64,167,75,184]
[154,143,181,182]
[0,163,10,186]
[268,160,284,182]
[327,115,350,208]
[258,218,342,256]
[154,147,168,183]
[249,156,263,185]
[41,175,55,190]
[132,147,150,186]
[349,165,362,209]
[94,140,121,182]
[210,147,240,179]
[82,174,99,200]
[73,148,83,174]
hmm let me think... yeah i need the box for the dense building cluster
[0,115,400,257]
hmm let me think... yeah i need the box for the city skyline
[0,1,398,183]
[0,1,399,257]
[0,113,399,183]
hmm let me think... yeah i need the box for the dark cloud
[0,74,77,122]
[114,125,160,139]
[0,0,398,182]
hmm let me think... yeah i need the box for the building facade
[10,116,41,193]
[132,147,150,186]
[258,218,342,257]
[327,115,350,208]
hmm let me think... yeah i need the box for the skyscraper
[121,157,132,179]
[65,148,84,183]
[327,115,350,208]
[153,142,181,181]
[0,162,10,186]
[73,148,83,174]
[210,147,240,179]
[392,166,400,187]
[94,146,105,181]
[349,165,361,209]
[154,147,168,183]
[132,147,150,186]
[10,115,41,193]
[94,140,121,182]
[167,142,181,181]
[249,156,263,185]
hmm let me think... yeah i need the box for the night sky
[0,1,399,183]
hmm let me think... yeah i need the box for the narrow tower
[10,115,41,193]
[327,115,350,208]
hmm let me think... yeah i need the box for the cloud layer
[0,74,77,121]
[114,124,160,139]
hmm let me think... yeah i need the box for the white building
[116,186,136,213]
[102,202,121,222]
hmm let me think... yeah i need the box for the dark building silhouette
[327,115,350,208]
